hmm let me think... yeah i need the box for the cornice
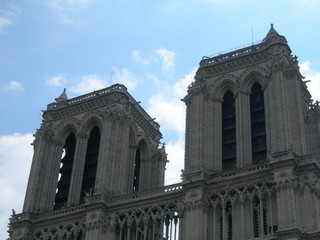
[43,85,162,142]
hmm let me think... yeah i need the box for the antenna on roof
[110,71,113,86]
[251,28,254,45]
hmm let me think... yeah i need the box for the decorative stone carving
[183,76,209,104]
[208,180,274,206]
[103,103,131,123]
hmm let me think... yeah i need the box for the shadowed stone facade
[9,25,320,240]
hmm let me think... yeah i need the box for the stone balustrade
[47,84,127,110]
[200,35,286,67]
[109,182,183,205]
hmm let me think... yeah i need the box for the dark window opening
[252,195,268,237]
[226,202,233,240]
[54,133,76,210]
[222,91,236,170]
[218,207,223,240]
[80,126,100,201]
[250,83,267,164]
[132,148,141,193]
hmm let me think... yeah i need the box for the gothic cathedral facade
[9,25,320,240]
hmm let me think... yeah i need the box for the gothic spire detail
[55,88,68,103]
[264,23,280,40]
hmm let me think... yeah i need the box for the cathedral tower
[9,84,169,239]
[180,24,320,240]
[9,25,320,240]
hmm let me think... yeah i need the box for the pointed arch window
[132,148,141,193]
[54,133,76,210]
[250,83,267,164]
[222,91,236,170]
[80,126,100,199]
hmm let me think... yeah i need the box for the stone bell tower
[180,24,320,240]
[9,84,167,239]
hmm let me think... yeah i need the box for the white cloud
[147,70,195,135]
[172,69,196,98]
[146,69,196,184]
[46,75,65,87]
[132,50,149,65]
[165,138,184,185]
[148,94,185,134]
[0,133,34,240]
[299,61,320,101]
[70,74,106,94]
[112,68,139,91]
[0,6,21,33]
[47,0,93,24]
[6,81,24,91]
[148,93,185,184]
[146,73,162,85]
[0,16,11,33]
[156,49,176,73]
[48,71,139,95]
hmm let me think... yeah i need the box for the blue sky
[1,0,320,238]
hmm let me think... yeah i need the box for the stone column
[140,156,152,191]
[259,194,264,237]
[184,93,204,177]
[182,188,208,240]
[249,196,254,239]
[231,201,236,240]
[94,117,113,195]
[68,134,89,205]
[269,193,274,235]
[84,209,105,240]
[178,210,185,240]
[202,97,215,171]
[236,91,252,167]
[23,135,51,212]
[111,121,131,195]
[127,221,132,240]
[316,193,320,231]
[212,99,222,173]
[240,198,245,240]
[275,181,298,230]
[266,69,291,153]
[275,183,284,230]
[221,201,226,240]
[40,139,64,211]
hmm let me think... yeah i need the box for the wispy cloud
[0,133,34,240]
[156,49,176,73]
[46,75,65,87]
[147,69,195,184]
[70,74,106,94]
[0,16,11,33]
[300,61,320,101]
[0,7,19,33]
[112,68,139,91]
[147,69,194,134]
[165,137,184,184]
[46,70,139,95]
[172,69,196,98]
[47,0,93,24]
[148,94,185,134]
[6,81,24,91]
[132,50,149,65]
